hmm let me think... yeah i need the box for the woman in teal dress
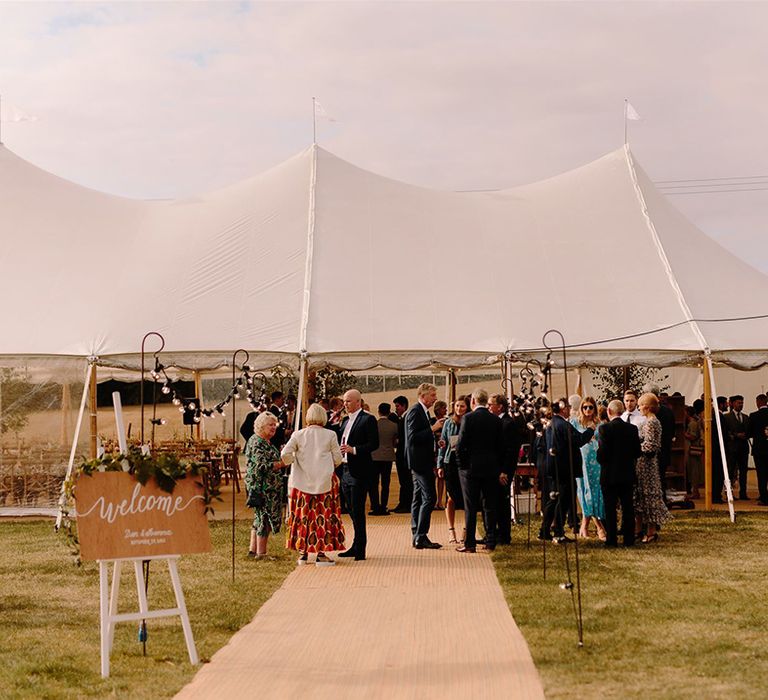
[569,397,607,540]
[245,411,286,558]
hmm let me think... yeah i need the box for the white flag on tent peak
[314,99,337,123]
[625,101,641,121]
[0,101,39,123]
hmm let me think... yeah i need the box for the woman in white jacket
[281,402,345,566]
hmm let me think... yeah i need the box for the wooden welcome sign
[75,472,212,560]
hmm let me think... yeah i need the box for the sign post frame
[98,554,199,678]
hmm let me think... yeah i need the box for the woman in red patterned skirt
[280,402,346,566]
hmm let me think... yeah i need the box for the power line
[507,312,768,354]
[659,186,768,196]
[654,174,768,184]
[659,181,768,189]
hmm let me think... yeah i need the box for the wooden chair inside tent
[218,446,241,493]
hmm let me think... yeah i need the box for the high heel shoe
[448,527,458,544]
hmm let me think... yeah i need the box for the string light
[149,363,271,426]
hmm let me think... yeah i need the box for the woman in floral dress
[569,396,607,540]
[280,403,346,566]
[245,411,285,558]
[633,392,671,543]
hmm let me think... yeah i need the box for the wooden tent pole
[89,363,98,459]
[193,371,202,441]
[703,359,712,511]
[296,358,309,432]
[60,382,71,447]
[503,357,514,408]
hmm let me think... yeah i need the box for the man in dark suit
[712,396,729,503]
[748,394,768,505]
[723,394,751,500]
[338,389,379,560]
[391,396,412,513]
[540,398,594,543]
[456,388,504,553]
[488,393,523,545]
[597,399,642,547]
[239,410,257,447]
[404,383,441,549]
[268,391,287,448]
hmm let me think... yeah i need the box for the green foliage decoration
[589,365,670,404]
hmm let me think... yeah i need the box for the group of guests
[239,382,527,563]
[239,377,768,562]
[692,393,768,505]
[539,389,671,548]
[242,389,376,565]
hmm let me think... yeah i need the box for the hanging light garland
[149,359,269,424]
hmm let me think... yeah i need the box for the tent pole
[89,362,98,459]
[503,357,514,408]
[194,371,202,442]
[703,359,712,510]
[60,382,71,447]
[448,369,457,407]
[295,357,308,432]
[705,354,736,522]
[55,361,93,530]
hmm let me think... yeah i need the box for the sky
[1,1,766,271]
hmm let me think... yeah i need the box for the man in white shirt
[621,390,646,429]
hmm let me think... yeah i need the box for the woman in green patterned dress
[245,411,286,558]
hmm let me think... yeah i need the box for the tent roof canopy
[2,143,767,372]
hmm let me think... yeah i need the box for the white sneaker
[297,554,309,566]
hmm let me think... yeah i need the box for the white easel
[96,393,199,678]
[98,554,198,678]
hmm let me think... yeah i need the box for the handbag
[246,488,265,509]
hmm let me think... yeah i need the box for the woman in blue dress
[569,396,607,540]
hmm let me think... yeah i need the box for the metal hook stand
[138,331,165,656]
[140,332,165,449]
[542,329,584,649]
[511,358,550,574]
[230,349,250,583]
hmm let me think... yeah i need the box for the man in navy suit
[338,389,379,560]
[540,397,594,543]
[597,399,641,547]
[405,383,442,549]
[456,388,504,553]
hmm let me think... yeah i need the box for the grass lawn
[494,511,768,699]
[0,519,294,699]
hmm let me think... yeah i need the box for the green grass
[494,512,768,699]
[0,520,294,699]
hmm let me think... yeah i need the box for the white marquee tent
[3,140,767,518]
[2,142,768,376]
